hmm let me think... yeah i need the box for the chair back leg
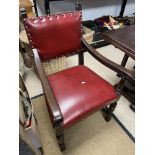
[104,102,117,122]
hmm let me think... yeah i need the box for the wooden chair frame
[20,2,134,151]
[32,37,134,151]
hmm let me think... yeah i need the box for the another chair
[23,3,134,151]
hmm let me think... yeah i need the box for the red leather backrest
[24,11,82,60]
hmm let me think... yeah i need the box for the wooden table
[102,25,135,111]
[103,25,135,59]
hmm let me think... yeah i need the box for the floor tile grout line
[31,93,44,100]
[112,114,135,143]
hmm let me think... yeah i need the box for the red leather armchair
[23,4,134,151]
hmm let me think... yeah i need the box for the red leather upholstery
[24,11,82,60]
[48,65,118,128]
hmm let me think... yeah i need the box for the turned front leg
[55,125,66,151]
[104,102,117,122]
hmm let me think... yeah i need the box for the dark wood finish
[44,0,50,15]
[122,86,135,110]
[117,52,129,77]
[102,25,135,60]
[104,102,117,122]
[33,50,65,151]
[81,37,134,81]
[115,78,126,96]
[122,78,135,112]
[90,40,110,49]
[119,0,128,17]
[26,11,135,151]
[33,49,65,151]
[32,36,131,151]
[121,54,129,67]
[33,50,63,125]
[81,37,134,120]
[20,3,133,150]
[130,103,135,112]
[102,25,135,110]
[55,124,65,151]
[78,52,84,65]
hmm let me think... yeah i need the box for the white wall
[37,0,135,20]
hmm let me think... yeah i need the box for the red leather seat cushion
[48,65,117,128]
[24,11,82,60]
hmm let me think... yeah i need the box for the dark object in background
[82,20,100,32]
[19,136,35,155]
[115,16,135,26]
[83,14,135,33]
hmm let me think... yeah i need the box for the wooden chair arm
[81,37,135,81]
[32,49,63,127]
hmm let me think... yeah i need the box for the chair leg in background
[104,102,117,122]
[117,54,129,77]
[44,0,50,15]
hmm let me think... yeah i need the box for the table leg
[117,54,129,77]
[121,54,129,67]
[119,0,128,17]
[121,81,135,112]
[44,0,50,15]
[117,54,135,111]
